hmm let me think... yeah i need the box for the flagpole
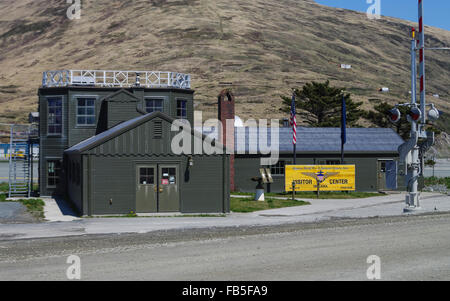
[341,94,346,164]
[294,139,296,165]
[291,90,297,165]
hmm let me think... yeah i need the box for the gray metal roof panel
[199,127,404,154]
[66,112,229,155]
[65,113,152,154]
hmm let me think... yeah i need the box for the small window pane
[139,168,154,184]
[47,160,61,187]
[145,99,164,113]
[177,99,187,119]
[77,97,96,125]
[48,97,62,135]
[270,161,285,175]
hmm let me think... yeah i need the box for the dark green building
[229,127,405,193]
[204,91,405,194]
[37,70,404,216]
[38,70,229,215]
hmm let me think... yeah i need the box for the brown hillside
[0,0,449,133]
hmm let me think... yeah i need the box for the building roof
[201,127,404,154]
[65,112,227,155]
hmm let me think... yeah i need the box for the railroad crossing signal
[388,108,401,123]
[407,107,422,122]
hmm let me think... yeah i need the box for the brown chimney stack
[218,89,235,191]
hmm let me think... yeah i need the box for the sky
[314,0,450,31]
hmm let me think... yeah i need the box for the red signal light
[388,108,401,123]
[409,107,422,122]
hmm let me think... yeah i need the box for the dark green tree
[280,80,364,127]
[364,102,411,140]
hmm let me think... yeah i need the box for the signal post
[390,1,441,212]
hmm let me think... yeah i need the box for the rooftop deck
[42,70,191,89]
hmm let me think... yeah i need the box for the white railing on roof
[42,70,191,89]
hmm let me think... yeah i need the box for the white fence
[42,70,191,89]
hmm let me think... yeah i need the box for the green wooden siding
[234,154,401,193]
[79,154,228,215]
[38,86,195,198]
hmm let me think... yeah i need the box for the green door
[158,165,180,212]
[136,165,157,213]
[136,164,180,213]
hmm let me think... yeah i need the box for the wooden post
[292,181,296,201]
[316,180,320,199]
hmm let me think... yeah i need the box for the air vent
[154,120,162,138]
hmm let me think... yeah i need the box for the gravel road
[0,213,449,281]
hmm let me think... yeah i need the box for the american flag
[290,92,297,145]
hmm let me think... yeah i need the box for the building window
[145,99,164,114]
[139,168,155,185]
[270,161,286,176]
[318,160,341,165]
[48,97,62,135]
[47,160,61,188]
[177,99,187,119]
[77,98,96,125]
[161,167,176,185]
[327,160,341,165]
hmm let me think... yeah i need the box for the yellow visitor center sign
[285,165,356,192]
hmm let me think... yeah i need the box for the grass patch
[90,214,227,218]
[0,196,45,220]
[0,183,39,193]
[231,191,384,199]
[125,211,138,217]
[0,182,8,192]
[230,197,310,213]
[424,177,450,189]
[19,199,45,219]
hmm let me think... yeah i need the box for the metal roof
[65,114,152,154]
[65,112,227,155]
[67,120,403,155]
[200,127,404,154]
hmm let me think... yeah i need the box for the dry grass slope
[0,0,449,139]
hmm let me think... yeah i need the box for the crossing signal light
[427,107,440,121]
[408,107,422,122]
[388,108,401,123]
